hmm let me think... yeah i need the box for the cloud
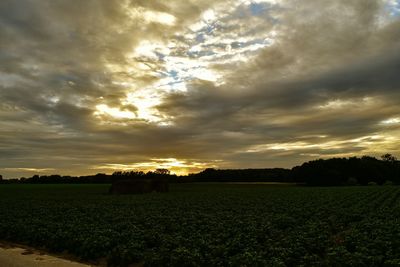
[1,0,400,178]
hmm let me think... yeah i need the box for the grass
[1,183,400,266]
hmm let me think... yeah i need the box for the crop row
[1,184,400,266]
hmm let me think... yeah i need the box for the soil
[0,241,95,267]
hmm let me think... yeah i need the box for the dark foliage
[292,155,400,186]
[188,168,292,182]
[0,171,176,184]
[0,168,293,184]
[2,185,400,266]
[1,154,398,186]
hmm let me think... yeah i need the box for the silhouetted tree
[381,153,397,162]
[292,155,400,186]
[191,168,292,182]
[154,169,171,175]
[6,154,399,186]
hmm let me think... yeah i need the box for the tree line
[292,154,400,186]
[0,169,176,184]
[0,154,399,186]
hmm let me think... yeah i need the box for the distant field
[1,184,400,266]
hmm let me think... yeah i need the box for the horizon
[1,0,400,178]
[2,153,397,180]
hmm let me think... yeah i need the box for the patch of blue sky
[154,51,166,61]
[195,33,205,43]
[237,1,279,24]
[249,2,267,16]
[150,2,280,93]
[187,49,217,58]
[385,0,400,17]
[392,1,400,16]
[205,24,216,34]
[189,24,217,46]
[157,80,187,91]
[167,70,179,80]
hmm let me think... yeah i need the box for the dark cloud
[1,0,400,178]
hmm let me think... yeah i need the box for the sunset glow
[1,0,400,178]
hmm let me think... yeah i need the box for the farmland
[1,184,400,266]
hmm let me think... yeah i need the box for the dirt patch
[0,241,95,267]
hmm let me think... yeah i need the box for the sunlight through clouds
[92,158,215,175]
[3,168,55,172]
[96,0,280,125]
[126,7,177,26]
[245,134,398,155]
[124,91,173,124]
[94,104,136,120]
[381,117,400,125]
[1,0,400,177]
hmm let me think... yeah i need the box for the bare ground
[0,242,95,267]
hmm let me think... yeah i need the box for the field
[1,184,400,266]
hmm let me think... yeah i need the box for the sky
[1,0,400,178]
